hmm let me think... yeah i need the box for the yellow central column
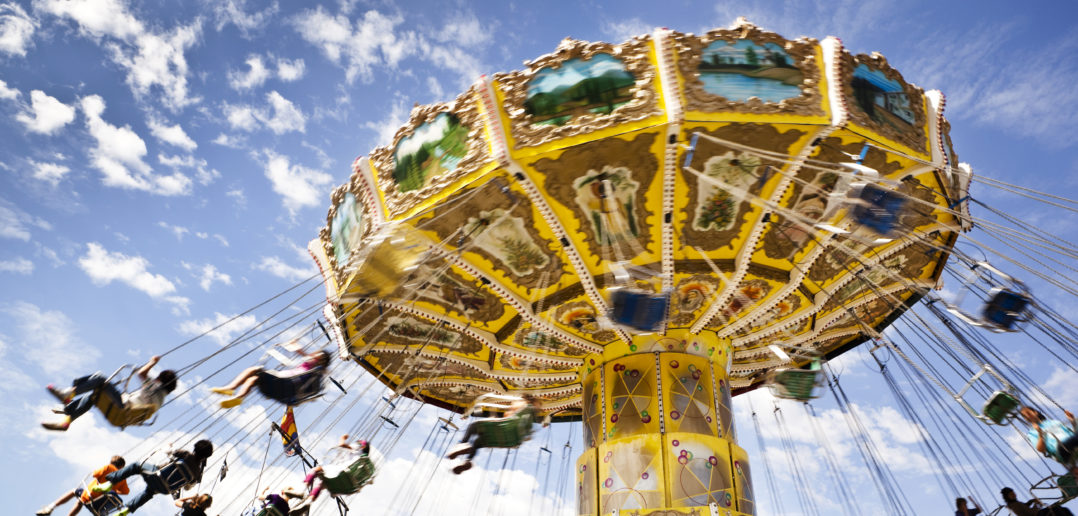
[576,330,754,515]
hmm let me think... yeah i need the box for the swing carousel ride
[59,19,1078,516]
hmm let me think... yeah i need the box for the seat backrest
[160,459,197,492]
[95,393,156,427]
[86,492,124,516]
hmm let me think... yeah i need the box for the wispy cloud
[0,200,51,241]
[222,90,306,134]
[259,150,332,214]
[77,242,190,313]
[37,0,201,110]
[600,17,653,42]
[147,116,197,150]
[3,301,99,375]
[254,255,315,282]
[0,78,18,99]
[211,0,278,37]
[29,160,71,186]
[0,2,36,56]
[178,312,256,346]
[0,257,32,274]
[227,54,271,90]
[181,262,232,291]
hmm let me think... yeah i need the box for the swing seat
[767,360,822,402]
[980,390,1019,425]
[94,391,157,428]
[1060,473,1078,500]
[322,454,376,495]
[254,508,286,516]
[610,289,670,332]
[258,368,326,406]
[473,407,536,448]
[852,184,906,236]
[981,289,1031,331]
[83,492,123,516]
[350,225,427,297]
[157,459,197,498]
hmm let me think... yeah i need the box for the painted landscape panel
[524,53,636,126]
[330,192,364,266]
[393,112,468,193]
[851,64,915,129]
[698,39,803,102]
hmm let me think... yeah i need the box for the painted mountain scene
[393,112,469,192]
[524,53,636,125]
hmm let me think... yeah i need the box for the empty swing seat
[1059,473,1078,500]
[474,407,537,449]
[321,454,376,495]
[610,289,670,332]
[982,290,1031,330]
[981,391,1019,425]
[852,184,907,236]
[768,361,822,402]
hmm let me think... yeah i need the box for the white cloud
[226,188,246,209]
[212,132,244,148]
[294,8,417,83]
[77,242,190,311]
[600,17,652,42]
[158,153,219,185]
[213,234,230,247]
[1042,366,1078,409]
[227,54,270,90]
[363,95,408,146]
[157,220,189,240]
[0,2,36,56]
[81,94,192,195]
[0,201,50,240]
[147,117,197,150]
[212,0,277,36]
[0,78,18,100]
[3,301,98,375]
[178,312,255,346]
[37,0,200,110]
[263,90,305,134]
[255,255,315,282]
[223,91,305,134]
[29,160,71,186]
[223,104,259,131]
[0,257,32,274]
[197,263,231,291]
[16,90,76,134]
[276,57,305,81]
[260,150,331,213]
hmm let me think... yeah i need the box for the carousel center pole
[576,329,754,515]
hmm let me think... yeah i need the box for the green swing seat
[321,454,376,495]
[980,390,1019,425]
[1059,473,1078,500]
[768,360,822,402]
[473,407,537,448]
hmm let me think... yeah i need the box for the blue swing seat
[981,289,1031,331]
[610,289,670,332]
[852,184,907,236]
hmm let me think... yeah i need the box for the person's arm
[135,355,161,381]
[1066,410,1076,432]
[1033,424,1048,454]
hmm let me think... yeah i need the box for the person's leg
[70,373,107,396]
[36,489,77,514]
[212,366,263,394]
[105,460,153,484]
[124,477,167,513]
[65,500,82,516]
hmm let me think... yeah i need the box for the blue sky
[2,0,1078,515]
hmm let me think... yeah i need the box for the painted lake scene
[393,112,468,192]
[698,39,803,102]
[524,53,636,125]
[851,64,916,128]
